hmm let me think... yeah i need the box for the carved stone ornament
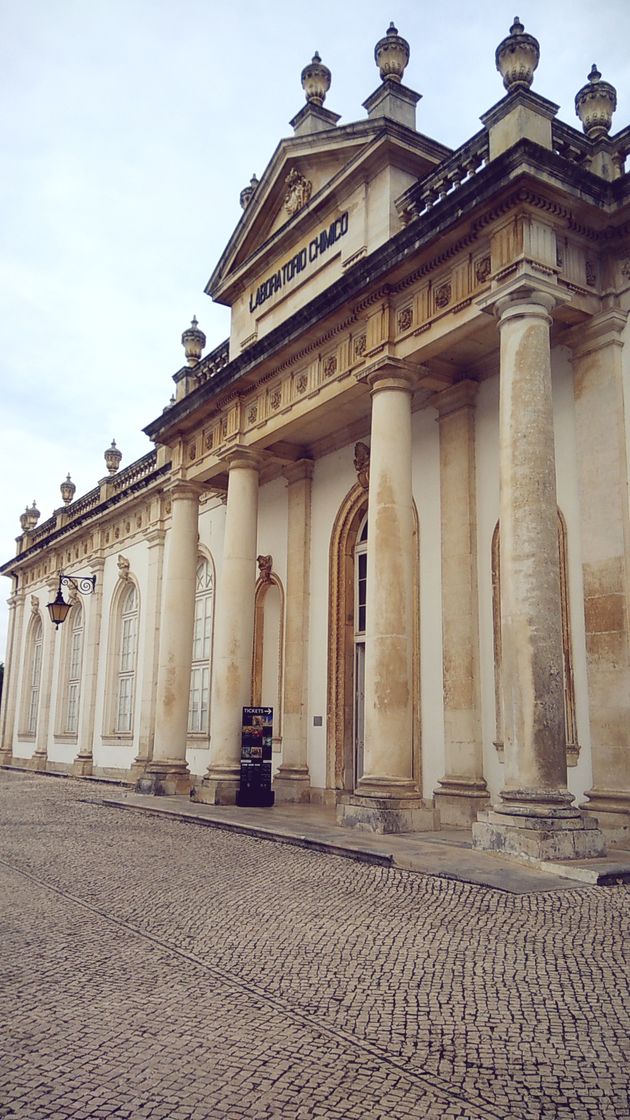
[575,64,617,139]
[323,354,337,378]
[301,51,331,106]
[475,256,491,283]
[117,554,130,582]
[435,282,452,309]
[585,260,597,287]
[240,174,259,210]
[67,584,79,606]
[221,417,228,439]
[247,405,258,425]
[284,169,312,217]
[296,372,308,394]
[354,335,367,358]
[188,443,196,461]
[31,594,40,614]
[60,473,76,506]
[104,439,122,475]
[397,307,413,332]
[374,22,410,84]
[20,500,40,532]
[270,388,282,410]
[257,554,273,583]
[620,259,630,280]
[181,316,206,366]
[354,442,370,490]
[495,17,540,92]
[204,429,214,450]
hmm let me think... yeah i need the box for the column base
[137,760,191,797]
[434,777,490,827]
[472,808,607,861]
[191,767,240,805]
[0,748,14,766]
[25,752,47,772]
[274,766,310,803]
[337,791,438,834]
[129,756,150,785]
[580,788,630,849]
[72,755,93,777]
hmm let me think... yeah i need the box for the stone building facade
[2,21,630,860]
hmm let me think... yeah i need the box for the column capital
[283,459,314,485]
[163,477,204,503]
[217,446,264,473]
[430,379,479,418]
[477,270,570,322]
[564,308,628,360]
[356,355,421,393]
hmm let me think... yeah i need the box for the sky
[0,0,628,657]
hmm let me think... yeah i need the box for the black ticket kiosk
[236,706,275,807]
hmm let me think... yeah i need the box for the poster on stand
[236,706,274,807]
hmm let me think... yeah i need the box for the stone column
[473,279,606,860]
[0,587,24,764]
[275,460,313,802]
[340,360,432,833]
[569,310,630,846]
[130,529,166,783]
[143,481,200,795]
[194,450,260,805]
[31,579,58,770]
[432,381,489,825]
[72,557,105,777]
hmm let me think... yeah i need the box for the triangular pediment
[207,118,449,307]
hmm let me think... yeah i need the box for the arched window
[61,603,83,735]
[188,557,214,734]
[116,584,138,733]
[25,615,43,735]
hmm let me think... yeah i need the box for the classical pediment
[207,118,450,314]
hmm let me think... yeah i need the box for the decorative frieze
[397,306,413,333]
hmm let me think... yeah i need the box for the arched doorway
[327,483,420,794]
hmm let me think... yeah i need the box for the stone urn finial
[374,22,410,84]
[19,500,40,532]
[301,51,331,106]
[60,473,76,506]
[495,17,540,92]
[181,315,206,366]
[575,64,617,139]
[240,173,259,210]
[104,438,122,475]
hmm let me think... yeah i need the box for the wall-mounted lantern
[47,572,97,629]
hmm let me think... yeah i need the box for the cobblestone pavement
[0,772,629,1120]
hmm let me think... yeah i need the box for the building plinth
[434,777,491,826]
[138,760,192,797]
[473,809,606,861]
[71,755,93,777]
[274,767,311,803]
[337,790,436,834]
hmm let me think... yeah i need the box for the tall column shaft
[195,451,260,805]
[496,294,570,809]
[340,362,434,833]
[433,381,489,825]
[131,529,166,782]
[275,460,313,802]
[570,311,630,845]
[143,482,200,795]
[0,588,24,763]
[473,279,606,860]
[72,558,105,776]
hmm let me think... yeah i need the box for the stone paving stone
[0,771,629,1119]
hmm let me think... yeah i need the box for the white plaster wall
[92,541,151,773]
[411,406,444,801]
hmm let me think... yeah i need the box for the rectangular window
[116,676,133,733]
